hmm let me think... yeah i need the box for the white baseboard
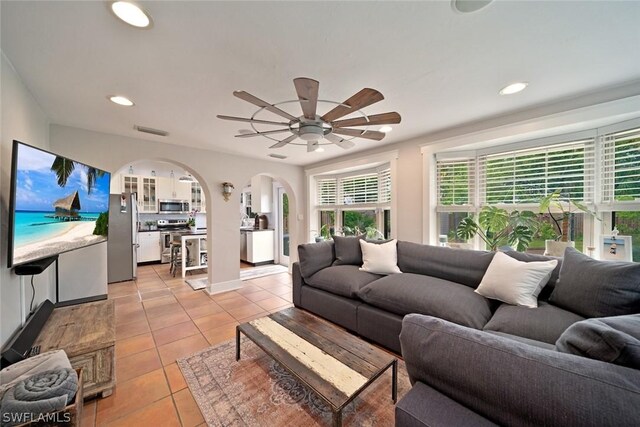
[207,279,242,295]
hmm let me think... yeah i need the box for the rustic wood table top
[236,307,397,427]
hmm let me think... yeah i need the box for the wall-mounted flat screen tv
[8,141,111,268]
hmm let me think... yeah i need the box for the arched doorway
[109,159,211,283]
[240,173,298,274]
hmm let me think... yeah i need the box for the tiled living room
[1,1,639,427]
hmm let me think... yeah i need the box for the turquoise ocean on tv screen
[13,211,100,247]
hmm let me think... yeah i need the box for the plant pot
[314,236,324,243]
[544,240,575,257]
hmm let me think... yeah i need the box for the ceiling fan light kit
[217,77,401,152]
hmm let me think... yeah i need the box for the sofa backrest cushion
[297,241,335,279]
[504,250,562,300]
[332,235,364,266]
[556,314,640,370]
[550,247,640,318]
[397,242,495,288]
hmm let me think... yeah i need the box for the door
[277,187,290,266]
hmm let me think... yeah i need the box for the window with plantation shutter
[602,126,640,203]
[478,139,595,205]
[436,159,475,208]
[316,178,337,205]
[379,168,391,203]
[340,173,379,204]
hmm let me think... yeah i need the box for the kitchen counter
[240,228,275,232]
[170,230,207,236]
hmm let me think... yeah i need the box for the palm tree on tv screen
[50,156,105,194]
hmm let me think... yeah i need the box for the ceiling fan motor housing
[298,123,325,141]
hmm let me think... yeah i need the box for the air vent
[134,125,169,137]
[268,153,287,160]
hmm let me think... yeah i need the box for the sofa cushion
[397,242,494,288]
[358,273,493,329]
[550,247,640,318]
[556,314,640,369]
[483,301,585,344]
[297,241,335,279]
[504,250,562,300]
[475,251,558,308]
[485,331,556,350]
[332,235,364,266]
[306,265,382,298]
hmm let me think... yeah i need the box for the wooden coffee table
[236,307,397,427]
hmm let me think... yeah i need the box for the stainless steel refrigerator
[107,193,139,283]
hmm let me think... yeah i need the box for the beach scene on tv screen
[12,143,110,266]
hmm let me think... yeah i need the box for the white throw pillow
[475,251,557,308]
[359,239,402,275]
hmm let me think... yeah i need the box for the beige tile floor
[82,263,293,426]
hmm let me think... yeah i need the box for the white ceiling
[2,1,640,166]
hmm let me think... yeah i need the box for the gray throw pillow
[332,235,364,266]
[549,247,640,318]
[556,314,640,369]
[297,241,335,279]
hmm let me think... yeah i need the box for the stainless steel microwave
[158,199,190,214]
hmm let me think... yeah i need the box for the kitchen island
[170,230,207,278]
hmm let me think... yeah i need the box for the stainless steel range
[157,219,188,263]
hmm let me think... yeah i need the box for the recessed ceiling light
[109,95,134,106]
[315,146,325,153]
[110,1,152,28]
[379,126,393,133]
[499,82,529,95]
[452,0,493,14]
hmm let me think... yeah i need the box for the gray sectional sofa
[292,238,640,426]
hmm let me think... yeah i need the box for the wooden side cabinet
[34,300,115,399]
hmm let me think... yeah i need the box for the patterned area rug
[177,338,410,426]
[186,265,289,291]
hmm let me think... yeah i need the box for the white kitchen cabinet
[121,175,139,197]
[120,175,157,212]
[191,182,206,213]
[138,231,161,263]
[250,175,272,213]
[140,177,158,212]
[156,177,173,200]
[241,230,274,264]
[175,181,192,203]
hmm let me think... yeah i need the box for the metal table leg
[392,359,398,403]
[236,326,241,361]
[332,409,342,427]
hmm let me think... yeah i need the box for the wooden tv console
[33,299,115,398]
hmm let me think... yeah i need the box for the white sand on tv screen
[13,221,105,265]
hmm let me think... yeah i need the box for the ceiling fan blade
[217,115,290,126]
[321,88,384,123]
[293,77,319,120]
[233,91,297,121]
[269,134,297,149]
[332,128,386,141]
[331,112,401,128]
[234,129,291,138]
[325,133,355,150]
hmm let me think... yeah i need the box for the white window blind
[340,173,379,204]
[436,159,476,207]
[602,126,640,203]
[478,139,595,205]
[316,178,337,205]
[379,168,391,203]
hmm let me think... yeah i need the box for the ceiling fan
[217,78,401,152]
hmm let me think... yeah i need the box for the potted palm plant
[538,189,598,256]
[456,206,539,252]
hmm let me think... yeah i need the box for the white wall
[0,53,52,345]
[49,125,306,293]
